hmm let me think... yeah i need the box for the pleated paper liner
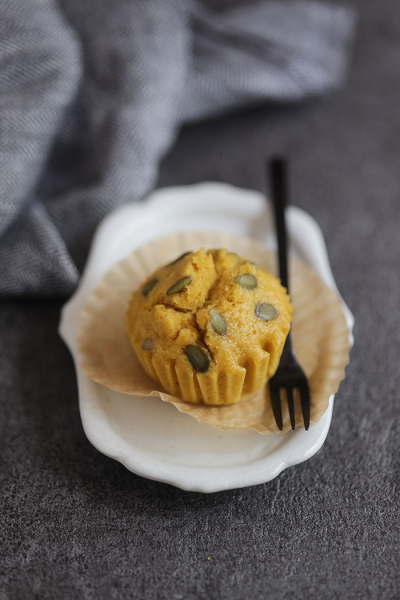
[77,231,350,434]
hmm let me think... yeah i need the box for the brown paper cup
[77,230,350,434]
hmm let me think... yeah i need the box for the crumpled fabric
[0,0,355,296]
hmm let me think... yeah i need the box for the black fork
[268,158,310,431]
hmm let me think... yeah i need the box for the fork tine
[299,380,310,430]
[270,386,283,431]
[286,387,295,430]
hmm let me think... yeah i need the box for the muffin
[126,248,292,405]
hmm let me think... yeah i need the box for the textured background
[1,0,400,598]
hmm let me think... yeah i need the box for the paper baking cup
[77,231,350,434]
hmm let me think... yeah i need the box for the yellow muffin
[126,248,292,405]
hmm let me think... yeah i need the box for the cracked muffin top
[126,248,292,405]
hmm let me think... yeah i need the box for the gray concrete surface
[1,0,400,598]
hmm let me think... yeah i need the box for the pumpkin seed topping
[185,345,210,373]
[167,251,193,267]
[255,302,278,321]
[237,273,257,290]
[167,275,193,295]
[141,339,153,351]
[209,309,227,335]
[142,278,158,296]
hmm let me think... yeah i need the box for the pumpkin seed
[185,345,210,373]
[255,302,278,321]
[209,309,227,335]
[167,251,193,267]
[167,275,193,295]
[141,339,153,351]
[142,278,158,296]
[237,273,257,289]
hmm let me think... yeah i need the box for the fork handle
[270,157,289,292]
[270,157,293,361]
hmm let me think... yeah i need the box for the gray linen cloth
[0,0,355,296]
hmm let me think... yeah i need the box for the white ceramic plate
[59,183,354,493]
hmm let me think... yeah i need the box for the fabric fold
[0,0,356,296]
